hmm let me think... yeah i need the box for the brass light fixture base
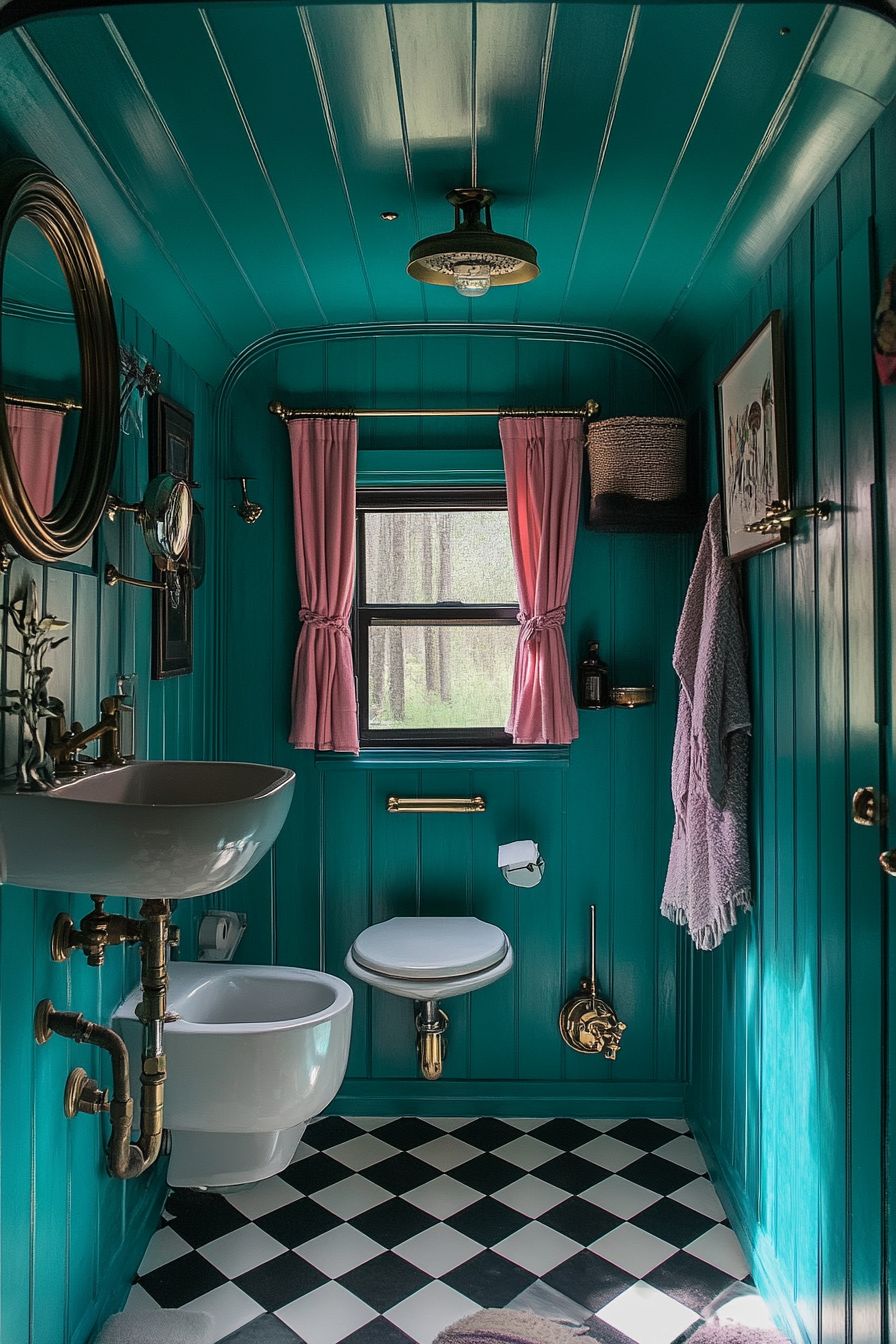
[559,905,626,1059]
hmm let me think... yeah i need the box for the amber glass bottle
[578,641,610,709]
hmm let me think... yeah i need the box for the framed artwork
[715,310,790,560]
[149,393,194,679]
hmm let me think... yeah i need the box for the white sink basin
[0,760,295,898]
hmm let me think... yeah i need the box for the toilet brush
[559,904,625,1058]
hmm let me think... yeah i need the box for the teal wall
[0,300,214,1344]
[214,327,696,1115]
[684,109,896,1344]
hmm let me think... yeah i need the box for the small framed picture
[149,393,194,679]
[715,310,790,559]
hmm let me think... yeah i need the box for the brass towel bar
[387,796,486,813]
[4,390,81,412]
[269,400,599,423]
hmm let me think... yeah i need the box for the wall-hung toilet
[114,961,352,1188]
[345,916,513,1079]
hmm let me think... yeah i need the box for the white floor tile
[501,1118,547,1132]
[651,1118,690,1133]
[137,1225,192,1275]
[385,1280,481,1344]
[669,1176,726,1221]
[425,1117,477,1132]
[492,1174,567,1219]
[574,1134,644,1172]
[328,1133,400,1171]
[492,1135,562,1171]
[182,1282,265,1343]
[411,1135,481,1171]
[580,1174,660,1220]
[350,1117,392,1130]
[590,1223,677,1278]
[654,1135,707,1174]
[200,1223,285,1278]
[395,1222,483,1276]
[298,1224,383,1277]
[505,1280,592,1324]
[493,1222,581,1276]
[292,1141,318,1162]
[124,1284,159,1312]
[224,1175,303,1220]
[277,1281,377,1344]
[597,1282,699,1344]
[310,1173,391,1219]
[685,1224,751,1278]
[402,1174,483,1220]
[577,1118,626,1132]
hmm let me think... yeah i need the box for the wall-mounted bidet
[114,962,352,1188]
[345,917,513,1080]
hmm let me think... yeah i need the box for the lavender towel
[661,496,752,950]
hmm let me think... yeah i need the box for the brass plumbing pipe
[36,897,173,1180]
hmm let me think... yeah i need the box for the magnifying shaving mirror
[0,158,119,566]
[104,472,198,607]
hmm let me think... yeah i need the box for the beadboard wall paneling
[0,301,214,1344]
[684,112,893,1344]
[215,328,696,1113]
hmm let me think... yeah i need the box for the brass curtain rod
[269,399,599,422]
[4,390,81,412]
[387,795,486,813]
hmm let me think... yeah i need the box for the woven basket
[588,416,687,502]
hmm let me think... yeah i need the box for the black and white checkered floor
[127,1116,753,1344]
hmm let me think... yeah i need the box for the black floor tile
[350,1199,437,1248]
[450,1154,525,1195]
[535,1153,608,1195]
[529,1119,597,1152]
[234,1253,329,1313]
[441,1249,535,1307]
[257,1198,341,1249]
[581,1312,644,1344]
[622,1154,697,1196]
[445,1196,530,1246]
[608,1119,685,1153]
[306,1117,367,1150]
[375,1118,444,1151]
[219,1314,305,1343]
[340,1317,417,1344]
[282,1152,353,1195]
[542,1250,637,1314]
[338,1252,432,1312]
[451,1119,522,1152]
[631,1198,717,1247]
[644,1249,737,1313]
[539,1197,621,1244]
[139,1250,228,1309]
[365,1153,441,1196]
[164,1189,250,1248]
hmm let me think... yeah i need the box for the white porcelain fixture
[0,760,295,897]
[345,916,513,999]
[114,961,353,1188]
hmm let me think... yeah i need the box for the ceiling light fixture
[407,188,539,298]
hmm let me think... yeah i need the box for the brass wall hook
[229,476,263,524]
[559,904,626,1059]
[743,498,832,534]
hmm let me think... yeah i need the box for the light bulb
[452,263,491,297]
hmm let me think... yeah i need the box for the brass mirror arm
[104,563,167,591]
[105,495,145,523]
[744,499,832,534]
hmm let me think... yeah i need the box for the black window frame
[355,486,519,748]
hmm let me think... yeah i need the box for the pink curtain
[288,417,359,754]
[500,416,582,745]
[8,404,65,517]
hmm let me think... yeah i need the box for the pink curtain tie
[518,605,566,641]
[300,607,349,634]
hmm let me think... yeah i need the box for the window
[355,487,519,746]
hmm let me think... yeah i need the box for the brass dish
[610,685,655,708]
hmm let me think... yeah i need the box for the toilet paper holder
[198,910,248,962]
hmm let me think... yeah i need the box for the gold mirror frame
[0,158,119,563]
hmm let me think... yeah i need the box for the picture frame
[148,393,194,679]
[714,310,790,560]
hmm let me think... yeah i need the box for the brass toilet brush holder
[559,904,625,1058]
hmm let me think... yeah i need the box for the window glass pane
[368,624,518,730]
[364,511,517,604]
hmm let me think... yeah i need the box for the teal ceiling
[2,1,895,383]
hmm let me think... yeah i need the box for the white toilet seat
[346,916,513,1001]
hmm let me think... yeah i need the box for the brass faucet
[47,695,129,775]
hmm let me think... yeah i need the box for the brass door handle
[880,850,896,877]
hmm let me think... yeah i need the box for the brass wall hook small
[229,477,263,524]
[743,498,832,534]
[559,904,626,1059]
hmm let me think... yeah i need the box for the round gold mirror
[0,158,119,564]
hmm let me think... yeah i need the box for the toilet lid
[351,917,509,980]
